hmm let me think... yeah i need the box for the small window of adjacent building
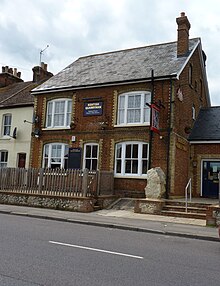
[192,105,196,120]
[117,91,151,126]
[43,143,69,169]
[2,114,12,136]
[0,150,8,168]
[83,143,99,171]
[46,99,72,128]
[115,142,148,177]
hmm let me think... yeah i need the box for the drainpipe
[148,69,154,170]
[165,79,174,199]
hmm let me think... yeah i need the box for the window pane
[118,110,124,124]
[85,159,91,169]
[128,95,134,108]
[142,144,148,158]
[92,159,97,170]
[92,145,98,158]
[119,95,125,108]
[132,160,138,173]
[116,144,122,158]
[132,144,138,158]
[116,160,121,173]
[142,160,148,174]
[125,160,131,173]
[125,145,132,158]
[134,95,141,107]
[86,146,91,158]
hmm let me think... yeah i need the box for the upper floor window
[115,141,149,177]
[83,143,99,171]
[2,114,12,136]
[0,150,8,168]
[46,99,72,128]
[43,143,69,169]
[117,91,151,125]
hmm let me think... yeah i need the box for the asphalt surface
[0,203,219,242]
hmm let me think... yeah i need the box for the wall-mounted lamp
[31,128,41,138]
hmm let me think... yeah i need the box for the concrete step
[162,205,207,214]
[160,210,206,220]
[165,200,211,208]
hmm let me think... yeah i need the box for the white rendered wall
[0,106,33,168]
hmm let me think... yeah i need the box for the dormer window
[46,99,72,128]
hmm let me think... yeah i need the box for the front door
[18,153,26,168]
[202,161,220,198]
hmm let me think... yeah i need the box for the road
[0,214,219,286]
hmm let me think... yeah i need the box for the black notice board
[68,147,82,169]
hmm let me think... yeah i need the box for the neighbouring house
[0,63,53,168]
[188,107,220,198]
[30,12,211,198]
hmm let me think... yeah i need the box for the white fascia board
[176,39,200,80]
[189,140,220,144]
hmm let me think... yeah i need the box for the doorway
[202,160,220,198]
[18,153,26,168]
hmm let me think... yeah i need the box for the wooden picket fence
[0,168,99,197]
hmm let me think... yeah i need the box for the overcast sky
[0,0,219,105]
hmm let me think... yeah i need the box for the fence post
[82,168,89,197]
[38,168,44,193]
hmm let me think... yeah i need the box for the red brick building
[31,13,210,198]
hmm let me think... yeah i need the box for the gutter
[31,75,177,95]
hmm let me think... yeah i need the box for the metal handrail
[185,178,192,213]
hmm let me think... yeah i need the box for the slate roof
[0,81,36,108]
[188,107,220,141]
[32,38,200,93]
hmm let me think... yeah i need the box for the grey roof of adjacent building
[188,107,220,141]
[32,38,200,93]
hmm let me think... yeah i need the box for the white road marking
[49,240,144,260]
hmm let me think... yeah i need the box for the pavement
[0,203,219,242]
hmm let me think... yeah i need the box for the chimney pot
[13,68,17,77]
[2,66,5,73]
[176,12,191,57]
[8,68,13,74]
[17,72,21,78]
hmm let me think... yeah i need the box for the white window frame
[114,141,149,178]
[46,98,72,128]
[116,91,151,126]
[0,150,8,168]
[43,143,69,169]
[2,113,12,136]
[83,143,99,171]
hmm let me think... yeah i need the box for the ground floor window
[115,142,148,177]
[0,150,8,168]
[43,143,69,169]
[83,143,99,171]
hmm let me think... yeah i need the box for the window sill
[0,136,11,140]
[114,174,147,179]
[114,123,150,128]
[42,127,71,131]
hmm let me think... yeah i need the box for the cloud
[0,0,219,104]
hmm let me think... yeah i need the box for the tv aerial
[39,45,49,65]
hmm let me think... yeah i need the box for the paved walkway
[0,204,219,242]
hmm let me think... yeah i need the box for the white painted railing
[185,178,192,213]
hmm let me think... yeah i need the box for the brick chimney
[32,62,53,83]
[176,12,191,57]
[0,66,23,87]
